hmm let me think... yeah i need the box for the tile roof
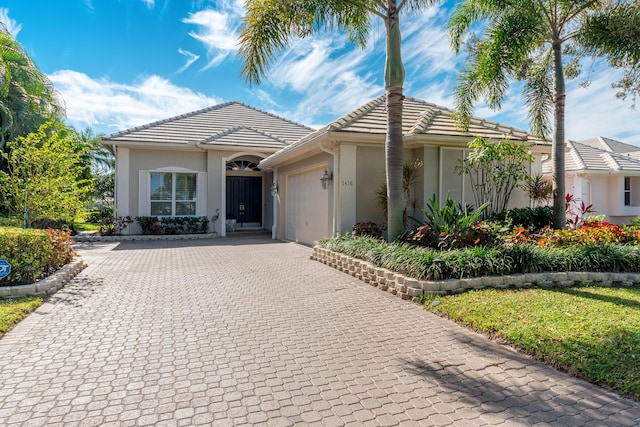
[578,136,640,153]
[102,101,314,147]
[201,126,289,149]
[325,95,547,143]
[542,138,640,174]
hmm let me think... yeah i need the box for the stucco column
[207,151,223,236]
[116,147,130,218]
[338,145,357,234]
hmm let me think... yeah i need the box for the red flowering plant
[537,219,637,247]
[45,228,76,270]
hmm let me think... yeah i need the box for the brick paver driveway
[1,234,639,426]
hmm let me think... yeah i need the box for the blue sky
[1,1,639,144]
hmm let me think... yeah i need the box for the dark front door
[226,176,262,226]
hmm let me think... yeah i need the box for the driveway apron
[0,235,639,426]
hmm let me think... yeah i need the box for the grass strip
[423,285,640,400]
[0,297,43,338]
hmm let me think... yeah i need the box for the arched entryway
[225,156,263,230]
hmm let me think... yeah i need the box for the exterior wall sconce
[320,169,333,190]
[271,181,279,196]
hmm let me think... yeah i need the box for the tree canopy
[0,122,91,225]
[448,0,640,229]
[0,23,64,149]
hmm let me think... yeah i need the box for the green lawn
[73,222,100,232]
[423,285,640,401]
[0,297,43,338]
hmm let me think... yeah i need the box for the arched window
[226,160,260,171]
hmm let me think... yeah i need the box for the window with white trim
[150,172,197,216]
[625,176,631,206]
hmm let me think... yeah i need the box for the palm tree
[238,0,439,241]
[448,0,640,229]
[75,127,113,172]
[0,23,63,150]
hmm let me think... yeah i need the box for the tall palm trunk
[385,1,405,241]
[551,39,566,229]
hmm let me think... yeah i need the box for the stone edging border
[311,246,640,302]
[0,258,87,299]
[74,233,218,242]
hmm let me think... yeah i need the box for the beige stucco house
[102,102,314,235]
[542,136,640,224]
[104,95,550,244]
[260,95,550,244]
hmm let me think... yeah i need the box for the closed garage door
[285,167,330,245]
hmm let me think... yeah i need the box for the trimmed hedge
[318,235,640,280]
[135,216,209,235]
[0,228,53,285]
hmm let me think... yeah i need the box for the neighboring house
[542,136,640,224]
[101,102,314,235]
[104,95,550,244]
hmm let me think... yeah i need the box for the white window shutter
[196,172,207,217]
[138,171,149,216]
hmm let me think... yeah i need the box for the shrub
[136,216,162,235]
[135,216,210,235]
[488,206,553,233]
[45,228,75,269]
[456,136,532,216]
[0,217,22,228]
[317,236,640,281]
[87,206,114,224]
[98,216,133,236]
[537,222,637,247]
[0,228,53,285]
[352,222,384,239]
[31,218,73,233]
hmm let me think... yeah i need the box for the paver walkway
[1,234,639,426]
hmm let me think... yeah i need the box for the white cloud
[463,70,640,144]
[0,8,22,37]
[176,48,200,73]
[249,88,279,108]
[265,33,383,125]
[141,0,155,8]
[402,7,459,77]
[48,70,221,133]
[564,70,640,145]
[183,8,240,70]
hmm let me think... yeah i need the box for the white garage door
[285,167,330,245]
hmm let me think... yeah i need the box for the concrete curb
[74,233,218,242]
[312,246,640,301]
[0,258,87,299]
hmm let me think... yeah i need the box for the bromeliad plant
[403,192,491,249]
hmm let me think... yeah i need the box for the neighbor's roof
[542,138,640,173]
[102,101,314,149]
[325,95,547,143]
[578,136,640,154]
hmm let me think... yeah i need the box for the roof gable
[201,126,289,149]
[325,95,546,143]
[102,101,314,147]
[543,139,640,174]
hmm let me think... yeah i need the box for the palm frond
[524,52,554,138]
